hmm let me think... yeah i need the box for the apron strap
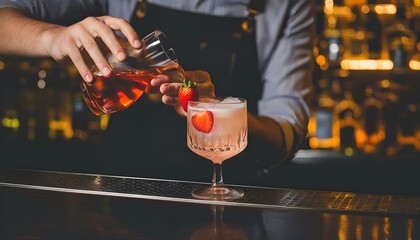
[242,0,267,33]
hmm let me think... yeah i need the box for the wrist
[39,24,64,57]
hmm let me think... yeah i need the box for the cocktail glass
[187,97,247,200]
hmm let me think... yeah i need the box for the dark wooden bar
[0,167,419,239]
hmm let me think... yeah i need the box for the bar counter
[0,167,419,239]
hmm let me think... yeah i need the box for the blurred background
[0,0,419,195]
[308,0,419,158]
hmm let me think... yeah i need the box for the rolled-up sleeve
[256,0,315,162]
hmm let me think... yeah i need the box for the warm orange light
[380,79,390,88]
[308,122,340,149]
[384,217,390,238]
[316,55,330,70]
[49,120,73,139]
[340,59,393,70]
[338,215,349,240]
[320,62,330,70]
[308,113,316,137]
[409,59,420,70]
[309,138,340,149]
[316,55,327,66]
[331,6,352,17]
[339,69,349,77]
[408,218,414,240]
[361,4,370,14]
[100,115,110,130]
[372,223,379,240]
[324,0,334,14]
[374,4,396,15]
[327,15,337,28]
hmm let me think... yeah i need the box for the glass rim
[153,29,179,64]
[188,97,247,105]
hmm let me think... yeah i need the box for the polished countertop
[0,168,419,240]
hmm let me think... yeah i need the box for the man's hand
[43,16,141,83]
[147,70,216,116]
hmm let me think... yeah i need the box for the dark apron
[99,3,264,183]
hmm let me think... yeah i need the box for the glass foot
[192,186,244,200]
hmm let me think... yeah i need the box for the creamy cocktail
[187,97,247,200]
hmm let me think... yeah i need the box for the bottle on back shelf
[344,6,369,59]
[308,78,339,150]
[358,85,384,154]
[332,81,362,155]
[397,87,419,153]
[323,15,345,67]
[383,5,416,70]
[378,79,401,156]
[364,3,383,59]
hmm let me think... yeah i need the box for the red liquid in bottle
[82,69,160,115]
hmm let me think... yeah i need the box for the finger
[87,18,127,62]
[185,70,209,83]
[66,43,93,82]
[145,85,160,94]
[184,70,215,98]
[161,95,179,105]
[160,83,182,96]
[97,16,141,49]
[197,81,215,97]
[79,33,112,76]
[165,68,185,83]
[150,75,169,87]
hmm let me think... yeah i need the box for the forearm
[247,113,293,169]
[248,113,284,151]
[0,8,60,57]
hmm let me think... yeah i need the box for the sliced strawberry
[178,79,199,112]
[192,111,214,134]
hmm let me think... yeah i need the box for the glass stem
[211,163,224,188]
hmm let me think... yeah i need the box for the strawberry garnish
[178,79,199,112]
[192,111,214,134]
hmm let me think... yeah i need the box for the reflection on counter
[0,186,418,240]
[189,205,247,240]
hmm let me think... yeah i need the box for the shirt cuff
[258,117,297,173]
[276,118,294,157]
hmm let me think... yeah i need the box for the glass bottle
[17,61,37,141]
[0,59,20,140]
[408,13,420,69]
[345,6,369,59]
[47,63,73,140]
[379,80,401,156]
[323,15,345,68]
[364,3,383,59]
[358,85,384,154]
[383,6,416,69]
[308,79,339,149]
[333,87,362,155]
[397,90,419,153]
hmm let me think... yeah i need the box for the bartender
[0,0,314,183]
